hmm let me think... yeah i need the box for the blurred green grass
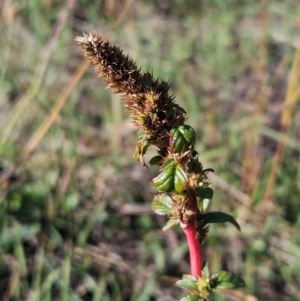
[1,0,300,300]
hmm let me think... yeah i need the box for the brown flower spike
[75,33,186,162]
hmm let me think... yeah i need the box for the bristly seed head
[75,33,186,153]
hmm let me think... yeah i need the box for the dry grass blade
[21,60,90,160]
[74,246,132,274]
[1,256,20,301]
[263,48,300,203]
[111,0,136,29]
[240,0,269,197]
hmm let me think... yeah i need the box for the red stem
[182,201,202,277]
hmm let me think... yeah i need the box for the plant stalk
[183,207,202,277]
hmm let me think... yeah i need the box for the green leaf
[151,194,173,215]
[170,125,196,153]
[197,187,213,211]
[161,159,176,168]
[210,271,246,290]
[197,197,210,212]
[180,295,200,301]
[133,131,150,165]
[162,218,180,232]
[181,125,196,144]
[61,193,80,211]
[153,160,188,193]
[201,211,241,231]
[149,155,162,166]
[201,261,208,276]
[176,278,198,291]
[198,186,213,199]
[182,274,198,281]
[174,164,188,193]
[151,160,176,192]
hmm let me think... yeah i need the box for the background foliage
[1,0,300,300]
